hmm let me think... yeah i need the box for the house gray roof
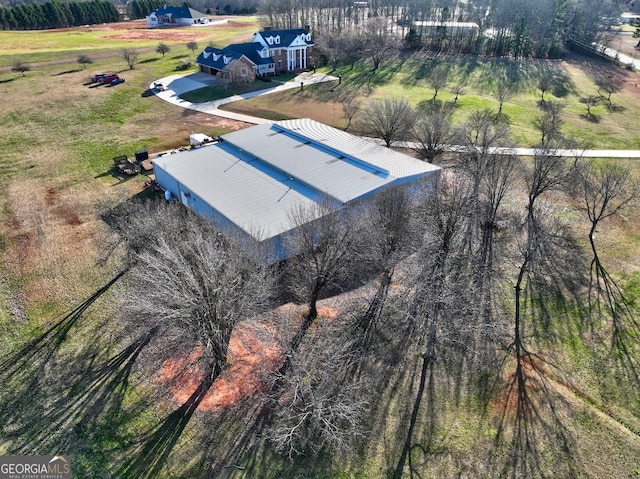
[152,119,440,241]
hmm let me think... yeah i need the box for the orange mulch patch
[158,318,285,411]
[487,354,547,417]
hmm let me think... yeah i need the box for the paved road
[151,72,339,125]
[152,72,640,159]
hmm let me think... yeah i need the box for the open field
[223,52,640,149]
[0,18,260,67]
[0,19,639,479]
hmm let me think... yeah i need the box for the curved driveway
[151,72,339,125]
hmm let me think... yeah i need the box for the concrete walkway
[151,72,640,159]
[150,72,339,125]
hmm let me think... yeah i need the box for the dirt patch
[158,318,285,411]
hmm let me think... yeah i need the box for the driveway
[150,72,339,124]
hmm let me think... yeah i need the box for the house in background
[146,5,209,28]
[152,119,441,263]
[196,27,314,78]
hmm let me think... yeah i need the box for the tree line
[129,0,165,20]
[0,0,118,30]
[262,0,622,59]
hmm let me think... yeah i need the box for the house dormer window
[267,36,273,45]
[305,33,312,41]
[223,55,230,64]
[275,35,280,44]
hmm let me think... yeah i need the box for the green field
[0,20,639,479]
[222,53,640,149]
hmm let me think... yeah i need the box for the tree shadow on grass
[114,376,213,479]
[606,103,626,113]
[0,271,154,460]
[581,113,601,123]
[53,69,82,76]
[488,353,579,479]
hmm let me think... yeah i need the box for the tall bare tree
[594,74,623,107]
[575,160,638,329]
[112,202,274,382]
[412,102,455,161]
[122,48,139,70]
[359,98,415,147]
[341,96,361,132]
[533,100,565,146]
[450,84,465,105]
[427,64,449,100]
[355,185,423,347]
[492,81,515,115]
[266,329,368,458]
[362,17,400,71]
[284,200,361,336]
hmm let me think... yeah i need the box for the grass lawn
[222,52,640,149]
[0,21,639,479]
[0,17,260,67]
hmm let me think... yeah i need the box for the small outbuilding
[152,119,441,262]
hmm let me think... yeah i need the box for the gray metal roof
[153,119,441,242]
[276,119,441,181]
[153,145,318,240]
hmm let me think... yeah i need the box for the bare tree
[122,48,139,70]
[492,81,515,114]
[186,41,199,53]
[77,54,93,69]
[314,28,344,72]
[394,176,476,479]
[579,95,600,118]
[284,200,361,333]
[362,17,399,71]
[450,84,465,105]
[427,65,449,100]
[594,75,623,107]
[412,102,455,161]
[355,185,423,347]
[156,42,171,57]
[341,96,361,132]
[359,98,415,147]
[575,160,638,329]
[537,74,552,103]
[532,100,565,146]
[112,201,274,382]
[513,145,578,358]
[266,330,368,458]
[452,108,517,326]
[11,62,30,76]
